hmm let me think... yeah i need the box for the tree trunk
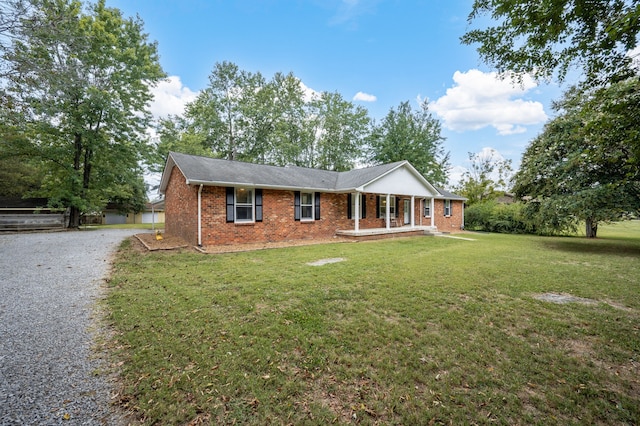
[68,132,83,228]
[585,218,598,238]
[68,205,81,228]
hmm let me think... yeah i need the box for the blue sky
[107,0,567,186]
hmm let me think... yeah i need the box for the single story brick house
[159,152,466,247]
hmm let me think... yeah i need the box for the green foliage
[462,0,640,84]
[367,100,449,186]
[513,78,640,237]
[454,150,513,205]
[465,200,533,233]
[306,91,370,171]
[0,0,165,226]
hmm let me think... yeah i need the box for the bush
[465,201,533,234]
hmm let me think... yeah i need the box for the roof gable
[159,152,461,199]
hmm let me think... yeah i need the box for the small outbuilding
[159,152,465,247]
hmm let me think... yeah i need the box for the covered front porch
[336,224,440,240]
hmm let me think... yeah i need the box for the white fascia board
[158,154,177,194]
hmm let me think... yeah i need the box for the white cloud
[149,76,198,118]
[447,165,467,188]
[299,81,321,103]
[329,0,378,26]
[430,69,548,136]
[353,91,377,102]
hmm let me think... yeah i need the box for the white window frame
[300,191,314,221]
[444,199,451,217]
[379,195,396,219]
[424,202,431,217]
[235,188,254,223]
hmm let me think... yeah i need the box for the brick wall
[433,199,464,231]
[164,167,198,245]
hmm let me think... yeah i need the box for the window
[444,199,451,217]
[378,195,396,218]
[235,188,254,222]
[226,187,262,223]
[424,202,431,217]
[300,192,314,221]
[295,191,320,221]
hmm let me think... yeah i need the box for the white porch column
[354,192,360,232]
[385,193,391,229]
[410,196,415,228]
[430,197,435,227]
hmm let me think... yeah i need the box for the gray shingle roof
[160,152,465,199]
[435,187,467,200]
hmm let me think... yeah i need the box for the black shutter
[395,196,400,218]
[226,187,234,222]
[314,192,321,220]
[294,191,301,221]
[361,194,366,218]
[255,188,263,222]
[449,200,453,216]
[376,196,380,218]
[347,193,352,219]
[443,200,447,215]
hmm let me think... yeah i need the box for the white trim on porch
[336,225,439,237]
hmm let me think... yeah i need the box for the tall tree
[513,78,640,237]
[455,149,513,205]
[304,91,370,171]
[1,0,165,227]
[367,100,449,186]
[259,72,310,166]
[185,61,266,161]
[150,114,211,172]
[462,0,640,84]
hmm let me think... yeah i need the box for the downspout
[197,184,203,247]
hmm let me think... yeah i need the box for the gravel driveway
[0,229,145,425]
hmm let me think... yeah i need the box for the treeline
[149,61,450,185]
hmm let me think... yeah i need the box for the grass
[105,221,640,425]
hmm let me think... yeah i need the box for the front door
[403,199,410,224]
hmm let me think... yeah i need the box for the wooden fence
[0,213,66,231]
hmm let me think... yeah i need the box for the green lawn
[105,222,640,425]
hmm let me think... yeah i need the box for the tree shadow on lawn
[542,237,640,258]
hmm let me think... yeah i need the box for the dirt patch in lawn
[306,257,346,266]
[533,293,598,305]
